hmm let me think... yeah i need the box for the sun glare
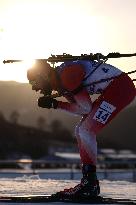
[21,59,36,70]
[0,1,112,82]
[0,60,36,83]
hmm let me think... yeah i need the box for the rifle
[3,52,136,64]
[3,52,136,98]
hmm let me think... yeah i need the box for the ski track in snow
[0,175,136,204]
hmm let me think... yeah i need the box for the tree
[10,110,20,124]
[0,111,6,122]
[37,116,46,130]
[50,119,74,142]
[50,119,62,132]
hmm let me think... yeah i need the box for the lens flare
[21,59,36,70]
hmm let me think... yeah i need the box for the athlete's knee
[75,123,81,139]
[79,122,95,141]
[75,118,85,139]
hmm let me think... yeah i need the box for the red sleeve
[60,64,85,92]
[57,89,92,116]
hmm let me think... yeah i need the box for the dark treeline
[1,103,136,160]
[0,113,75,159]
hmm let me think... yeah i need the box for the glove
[38,96,58,109]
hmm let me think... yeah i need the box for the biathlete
[27,56,135,199]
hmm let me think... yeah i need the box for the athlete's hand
[38,96,58,109]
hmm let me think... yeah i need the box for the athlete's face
[30,75,49,92]
[27,61,52,95]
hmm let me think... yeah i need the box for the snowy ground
[0,171,136,204]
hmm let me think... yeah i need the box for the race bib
[93,101,116,124]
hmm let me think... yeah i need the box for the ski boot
[53,164,100,201]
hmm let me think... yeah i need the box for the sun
[0,2,54,82]
[0,1,105,82]
[0,60,36,83]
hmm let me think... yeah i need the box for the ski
[0,194,135,204]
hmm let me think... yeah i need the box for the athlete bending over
[27,57,135,199]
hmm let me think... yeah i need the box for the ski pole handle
[45,92,62,99]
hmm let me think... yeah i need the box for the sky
[0,0,136,82]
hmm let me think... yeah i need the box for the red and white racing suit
[56,61,135,166]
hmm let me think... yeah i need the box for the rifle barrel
[3,53,136,64]
[107,53,136,58]
[3,60,23,64]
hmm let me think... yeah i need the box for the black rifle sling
[82,61,104,82]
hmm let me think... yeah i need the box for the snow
[0,174,136,204]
